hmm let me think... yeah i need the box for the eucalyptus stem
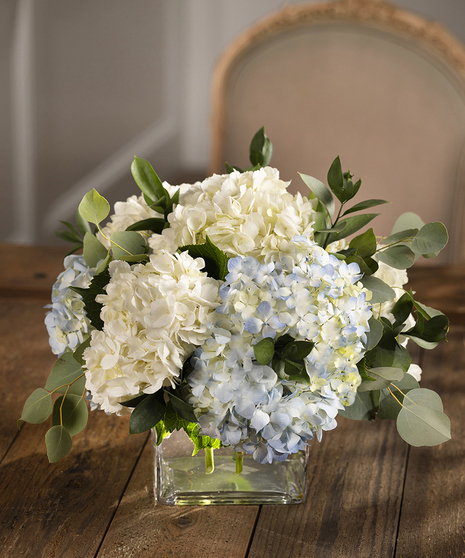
[205,447,214,474]
[235,451,244,475]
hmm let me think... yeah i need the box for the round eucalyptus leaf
[110,231,146,259]
[52,394,88,436]
[361,276,396,304]
[397,406,451,447]
[45,425,73,463]
[20,388,53,425]
[78,189,110,225]
[411,222,448,255]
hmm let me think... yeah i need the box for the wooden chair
[211,0,465,263]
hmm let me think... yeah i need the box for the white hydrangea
[148,167,317,262]
[83,251,221,415]
[45,255,95,356]
[187,237,372,463]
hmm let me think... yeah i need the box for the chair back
[211,0,465,263]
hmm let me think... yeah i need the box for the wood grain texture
[0,298,57,459]
[0,411,148,558]
[247,418,408,558]
[395,325,465,558]
[0,243,66,297]
[96,440,260,558]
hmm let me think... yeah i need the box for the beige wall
[2,0,465,245]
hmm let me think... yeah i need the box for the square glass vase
[152,428,309,506]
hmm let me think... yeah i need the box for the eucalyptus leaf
[19,388,53,425]
[397,388,451,446]
[361,275,396,304]
[299,173,335,220]
[364,317,384,351]
[390,212,425,235]
[375,245,416,269]
[358,367,404,392]
[110,231,146,259]
[45,352,84,394]
[377,373,420,419]
[253,337,275,365]
[131,157,166,203]
[78,189,110,225]
[83,232,107,268]
[411,222,448,255]
[338,391,377,420]
[382,228,418,245]
[52,394,88,436]
[45,425,73,463]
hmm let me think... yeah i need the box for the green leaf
[339,391,377,420]
[391,293,414,331]
[343,199,389,216]
[403,314,449,349]
[83,232,108,268]
[364,317,384,351]
[397,388,451,446]
[70,268,110,330]
[327,156,344,202]
[366,328,411,373]
[45,352,85,395]
[110,231,146,259]
[167,391,197,423]
[131,157,166,204]
[52,394,88,436]
[119,393,149,408]
[55,227,82,244]
[282,340,314,361]
[376,245,416,270]
[349,228,377,258]
[358,367,404,392]
[95,253,112,274]
[253,338,275,365]
[249,127,273,167]
[129,391,167,434]
[75,209,93,236]
[377,374,420,419]
[382,228,418,245]
[78,189,110,226]
[125,217,166,234]
[390,212,425,235]
[325,213,379,243]
[178,236,229,281]
[411,222,448,256]
[73,337,91,366]
[45,425,73,463]
[19,388,53,425]
[361,275,396,304]
[299,173,335,221]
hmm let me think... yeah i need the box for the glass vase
[152,428,309,505]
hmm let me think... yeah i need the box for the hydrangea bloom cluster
[45,255,95,356]
[83,251,220,415]
[149,167,317,262]
[187,237,372,463]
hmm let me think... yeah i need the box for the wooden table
[0,244,464,558]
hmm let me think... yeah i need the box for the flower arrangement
[20,129,451,467]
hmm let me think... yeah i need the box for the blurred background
[2,0,465,249]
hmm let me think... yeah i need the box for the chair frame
[211,0,465,263]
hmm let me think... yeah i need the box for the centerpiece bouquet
[20,129,450,504]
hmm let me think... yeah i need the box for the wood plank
[0,410,148,557]
[395,325,465,558]
[0,298,57,459]
[0,243,66,297]
[247,417,409,558]
[408,266,465,324]
[96,439,260,558]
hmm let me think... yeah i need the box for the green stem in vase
[235,451,244,475]
[205,447,214,474]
